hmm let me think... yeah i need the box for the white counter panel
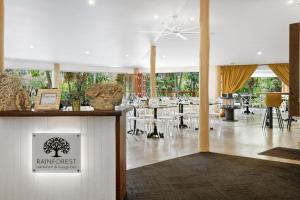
[0,116,116,200]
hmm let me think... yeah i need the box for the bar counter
[0,107,132,200]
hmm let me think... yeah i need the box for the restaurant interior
[0,0,300,200]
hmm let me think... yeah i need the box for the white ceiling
[4,0,300,72]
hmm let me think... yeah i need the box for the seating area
[127,98,200,138]
[126,92,293,138]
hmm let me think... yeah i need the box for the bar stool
[262,93,284,129]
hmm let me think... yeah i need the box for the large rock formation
[16,88,31,111]
[0,73,22,111]
[86,83,123,111]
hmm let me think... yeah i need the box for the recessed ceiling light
[162,55,167,59]
[125,54,129,57]
[153,15,159,20]
[257,51,263,56]
[88,0,95,5]
[288,0,294,4]
[85,51,90,55]
[29,44,35,49]
[190,17,196,21]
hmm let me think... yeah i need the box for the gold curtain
[268,63,289,86]
[221,65,258,93]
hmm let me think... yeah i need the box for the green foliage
[4,69,121,105]
[62,72,91,105]
[30,70,41,78]
[60,72,115,105]
[238,77,282,107]
[182,72,199,92]
[116,74,125,86]
[147,72,199,97]
[63,72,76,82]
[5,69,51,91]
[157,73,177,93]
[96,73,113,83]
[238,77,282,94]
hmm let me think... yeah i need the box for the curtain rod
[219,63,289,67]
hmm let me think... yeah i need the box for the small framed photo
[35,89,61,111]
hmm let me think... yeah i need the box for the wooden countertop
[0,106,133,117]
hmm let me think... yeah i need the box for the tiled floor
[127,109,300,169]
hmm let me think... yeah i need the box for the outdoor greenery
[62,72,89,106]
[148,73,282,97]
[145,72,200,97]
[5,69,118,106]
[237,77,282,94]
[60,72,116,106]
[4,69,283,106]
[5,69,52,97]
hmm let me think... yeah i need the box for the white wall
[0,116,116,200]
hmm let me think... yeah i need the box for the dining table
[147,105,177,139]
[222,105,240,122]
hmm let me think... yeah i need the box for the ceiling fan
[138,15,199,43]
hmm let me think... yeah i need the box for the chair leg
[275,108,280,129]
[276,108,282,129]
[275,108,281,129]
[278,108,284,129]
[279,109,284,129]
[262,109,267,128]
[276,108,284,129]
[287,115,292,131]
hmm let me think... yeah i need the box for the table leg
[244,106,251,115]
[223,108,238,122]
[147,108,164,138]
[127,107,143,135]
[179,104,188,129]
[266,107,273,129]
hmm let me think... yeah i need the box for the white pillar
[0,0,4,72]
[52,63,61,88]
[150,45,157,97]
[199,0,210,152]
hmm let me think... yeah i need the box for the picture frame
[34,89,61,111]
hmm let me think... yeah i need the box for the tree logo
[43,137,70,157]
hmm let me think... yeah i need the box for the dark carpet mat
[127,153,300,200]
[259,147,300,161]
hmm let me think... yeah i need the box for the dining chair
[262,93,284,129]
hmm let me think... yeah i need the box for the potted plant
[64,72,88,111]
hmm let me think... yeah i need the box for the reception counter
[0,108,131,200]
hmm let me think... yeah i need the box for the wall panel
[0,116,116,200]
[289,23,300,116]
